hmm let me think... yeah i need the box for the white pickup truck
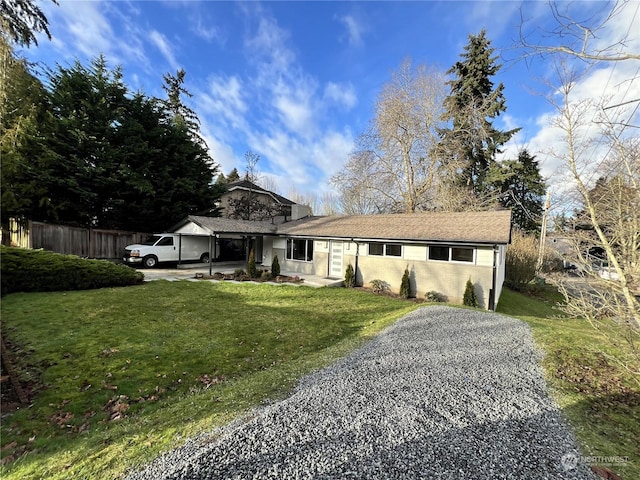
[123,234,211,268]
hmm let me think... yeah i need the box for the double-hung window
[286,238,314,261]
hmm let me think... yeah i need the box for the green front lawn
[498,287,640,479]
[2,280,637,479]
[1,281,417,480]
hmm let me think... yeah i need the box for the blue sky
[22,1,640,209]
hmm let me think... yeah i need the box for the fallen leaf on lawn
[104,395,130,421]
[2,442,17,451]
[49,411,74,428]
[99,347,119,357]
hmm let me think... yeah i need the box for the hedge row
[1,246,144,296]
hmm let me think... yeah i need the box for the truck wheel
[143,255,158,268]
[200,253,210,263]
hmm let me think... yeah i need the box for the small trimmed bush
[463,278,478,307]
[425,291,448,303]
[369,279,390,293]
[0,246,144,295]
[260,270,272,281]
[233,268,246,279]
[344,263,355,288]
[399,266,411,299]
[271,255,280,277]
[247,248,258,278]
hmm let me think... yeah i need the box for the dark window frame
[368,242,402,257]
[286,238,314,262]
[428,245,475,263]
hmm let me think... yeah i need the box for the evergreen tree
[400,267,411,298]
[440,30,519,199]
[494,149,546,233]
[46,55,129,227]
[161,69,206,148]
[271,255,280,276]
[247,247,257,278]
[344,263,355,288]
[3,52,220,233]
[215,173,227,185]
[227,168,240,182]
[1,40,57,236]
[0,0,55,47]
[463,278,479,307]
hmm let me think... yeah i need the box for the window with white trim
[369,242,402,257]
[286,238,314,261]
[428,245,474,263]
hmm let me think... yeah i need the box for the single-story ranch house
[170,210,512,310]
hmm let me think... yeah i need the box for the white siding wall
[404,245,427,261]
[315,240,329,253]
[476,247,494,267]
[175,223,210,235]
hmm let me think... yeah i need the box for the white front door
[330,241,343,278]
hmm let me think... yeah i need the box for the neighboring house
[219,180,311,223]
[170,210,512,310]
[545,233,576,270]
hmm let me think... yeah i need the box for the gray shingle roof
[174,211,512,244]
[183,216,278,235]
[278,211,512,244]
[227,180,295,205]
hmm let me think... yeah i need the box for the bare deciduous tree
[518,1,640,63]
[332,59,447,213]
[543,64,640,371]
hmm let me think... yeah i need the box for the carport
[168,216,279,274]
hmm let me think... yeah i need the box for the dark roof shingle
[172,211,511,244]
[227,180,295,205]
[278,211,512,244]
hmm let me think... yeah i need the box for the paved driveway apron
[126,306,595,479]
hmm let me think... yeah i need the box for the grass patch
[498,287,640,479]
[0,281,417,480]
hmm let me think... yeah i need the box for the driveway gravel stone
[125,306,595,479]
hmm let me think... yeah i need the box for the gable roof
[278,211,512,244]
[172,211,512,245]
[172,215,278,235]
[226,180,295,206]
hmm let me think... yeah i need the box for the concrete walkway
[138,262,344,288]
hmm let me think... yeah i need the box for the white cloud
[149,30,180,72]
[199,74,248,133]
[246,17,294,72]
[309,129,355,178]
[465,1,522,40]
[324,82,357,110]
[337,14,366,47]
[45,1,114,59]
[190,12,226,44]
[274,95,314,137]
[503,1,640,213]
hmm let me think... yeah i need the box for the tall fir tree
[494,149,546,233]
[46,55,129,227]
[440,29,519,199]
[1,39,57,236]
[20,55,222,231]
[226,168,241,182]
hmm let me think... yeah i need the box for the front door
[330,241,343,278]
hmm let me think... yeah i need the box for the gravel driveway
[125,306,595,479]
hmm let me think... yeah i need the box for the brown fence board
[7,220,149,260]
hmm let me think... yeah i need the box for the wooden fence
[7,219,149,260]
